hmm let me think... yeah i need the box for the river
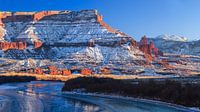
[0,81,197,112]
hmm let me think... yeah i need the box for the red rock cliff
[0,41,27,51]
[34,11,59,21]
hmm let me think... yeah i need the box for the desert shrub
[0,76,36,84]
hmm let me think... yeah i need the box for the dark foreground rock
[0,76,36,84]
[62,77,200,108]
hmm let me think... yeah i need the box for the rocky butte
[0,10,199,76]
[0,10,147,74]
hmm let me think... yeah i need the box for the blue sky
[0,0,200,40]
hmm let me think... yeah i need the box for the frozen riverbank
[62,77,200,108]
[0,81,197,112]
[62,92,199,112]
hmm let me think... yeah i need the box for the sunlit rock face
[0,10,145,69]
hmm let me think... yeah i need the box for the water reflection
[0,81,108,112]
[0,81,196,112]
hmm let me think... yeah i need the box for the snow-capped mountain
[149,35,200,56]
[156,34,188,42]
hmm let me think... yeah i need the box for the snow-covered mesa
[0,10,147,74]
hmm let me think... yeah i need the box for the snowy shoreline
[63,92,200,112]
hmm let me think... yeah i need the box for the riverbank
[0,72,172,81]
[62,92,199,112]
[0,76,36,84]
[62,77,200,108]
[1,81,194,112]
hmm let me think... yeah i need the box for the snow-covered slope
[149,35,200,56]
[0,10,145,71]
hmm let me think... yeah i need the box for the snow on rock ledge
[0,10,145,71]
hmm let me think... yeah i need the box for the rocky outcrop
[0,41,26,51]
[0,10,146,74]
[49,66,58,75]
[139,36,160,63]
[0,19,4,27]
[0,11,59,27]
[81,68,92,75]
[34,41,43,49]
[33,11,60,21]
[34,67,43,75]
[139,36,149,54]
[60,69,71,76]
[0,12,12,27]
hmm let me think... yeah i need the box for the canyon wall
[0,10,145,72]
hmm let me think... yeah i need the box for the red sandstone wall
[0,12,10,27]
[97,15,116,33]
[0,11,59,24]
[81,68,92,75]
[34,67,43,75]
[0,19,4,27]
[34,11,59,21]
[0,12,33,25]
[97,14,128,37]
[9,42,18,49]
[34,41,43,49]
[100,67,111,74]
[18,42,26,50]
[0,41,27,51]
[60,69,71,76]
[49,66,58,75]
[130,39,137,47]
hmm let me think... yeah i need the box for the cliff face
[0,10,145,73]
[0,10,199,76]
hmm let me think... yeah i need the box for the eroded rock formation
[34,41,43,49]
[0,10,147,74]
[34,67,43,75]
[33,11,60,21]
[0,41,26,51]
[60,69,71,76]
[139,36,160,63]
[49,66,58,75]
[81,68,92,75]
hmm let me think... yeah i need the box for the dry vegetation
[0,75,36,84]
[0,72,170,81]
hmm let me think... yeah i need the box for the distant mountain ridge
[156,34,188,42]
[149,34,200,56]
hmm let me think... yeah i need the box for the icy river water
[0,81,197,112]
